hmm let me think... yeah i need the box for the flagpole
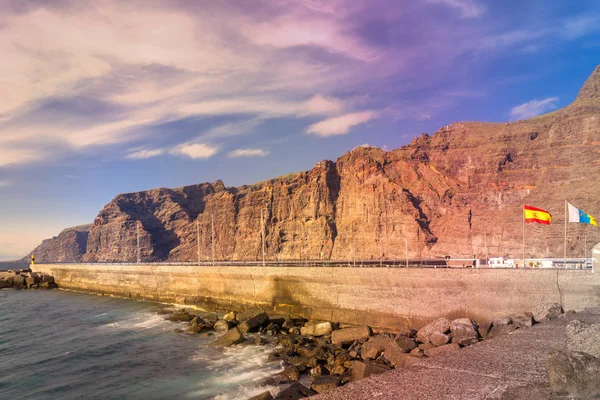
[522,205,525,268]
[564,200,567,268]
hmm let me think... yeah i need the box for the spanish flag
[524,205,552,225]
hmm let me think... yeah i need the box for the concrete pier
[37,263,600,330]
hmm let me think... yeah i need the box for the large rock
[547,350,600,398]
[416,318,451,344]
[488,323,517,339]
[351,360,392,381]
[450,318,479,346]
[310,375,340,394]
[510,313,533,328]
[394,335,417,352]
[360,335,393,360]
[430,332,450,347]
[424,343,460,357]
[274,382,316,399]
[248,391,274,400]
[212,327,245,346]
[331,326,372,345]
[383,342,420,368]
[532,302,563,323]
[238,312,269,334]
[566,320,600,358]
[300,321,333,337]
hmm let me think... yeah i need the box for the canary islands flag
[524,205,552,225]
[567,203,598,227]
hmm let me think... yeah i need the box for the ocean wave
[97,312,174,331]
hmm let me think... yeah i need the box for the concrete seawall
[37,264,600,330]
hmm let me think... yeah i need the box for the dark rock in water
[187,317,207,334]
[239,312,269,334]
[212,327,245,346]
[532,302,563,323]
[273,382,316,399]
[214,320,233,331]
[254,336,266,345]
[566,320,600,358]
[310,375,340,394]
[165,309,195,322]
[488,323,517,339]
[547,350,600,399]
[248,390,274,400]
[331,326,372,345]
[416,317,451,344]
[277,366,300,383]
[424,343,459,357]
[510,313,533,328]
[351,360,391,381]
[450,318,479,346]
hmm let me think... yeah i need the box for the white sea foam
[98,312,173,331]
[187,337,284,400]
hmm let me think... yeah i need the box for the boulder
[430,332,450,347]
[383,341,420,368]
[213,320,233,331]
[424,343,460,357]
[510,313,533,328]
[40,274,54,283]
[12,275,26,289]
[300,321,333,337]
[394,335,417,352]
[277,366,300,382]
[212,327,246,347]
[409,347,424,357]
[532,301,563,323]
[491,315,512,326]
[488,324,517,339]
[547,350,600,399]
[186,317,208,334]
[239,312,269,334]
[450,318,479,346]
[248,391,274,400]
[360,335,392,360]
[166,309,195,322]
[331,326,372,345]
[223,311,236,322]
[310,375,340,394]
[416,317,450,344]
[566,320,600,358]
[351,360,392,381]
[274,382,316,399]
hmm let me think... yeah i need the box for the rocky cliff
[24,224,91,263]
[30,67,600,262]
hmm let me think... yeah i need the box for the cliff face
[24,224,92,263]
[31,67,600,262]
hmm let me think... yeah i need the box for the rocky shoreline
[156,301,569,399]
[0,269,57,290]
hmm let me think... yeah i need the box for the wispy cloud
[171,143,219,159]
[510,97,559,120]
[227,148,270,158]
[427,0,485,18]
[125,148,164,160]
[307,111,379,137]
[0,180,10,188]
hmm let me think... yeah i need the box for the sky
[0,0,599,260]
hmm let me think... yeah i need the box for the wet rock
[450,318,479,346]
[510,313,533,328]
[532,301,563,323]
[214,320,234,331]
[166,309,195,322]
[300,321,333,337]
[278,366,300,382]
[212,327,245,347]
[566,320,600,358]
[331,326,372,345]
[186,317,208,334]
[547,350,600,399]
[223,311,236,322]
[254,336,266,345]
[310,375,340,394]
[416,317,450,344]
[351,360,392,381]
[274,382,316,399]
[267,314,288,326]
[430,331,450,347]
[424,343,460,357]
[248,390,274,400]
[282,320,296,330]
[239,312,270,334]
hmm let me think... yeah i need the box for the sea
[0,290,284,400]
